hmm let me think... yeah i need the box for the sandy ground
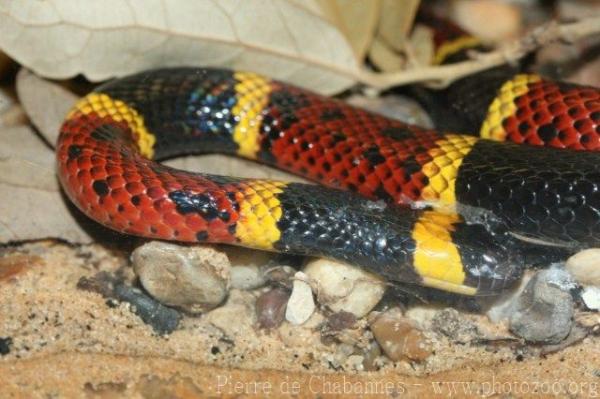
[1,241,600,398]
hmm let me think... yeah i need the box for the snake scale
[56,13,600,297]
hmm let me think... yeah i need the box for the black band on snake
[56,12,600,298]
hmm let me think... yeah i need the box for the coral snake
[56,14,600,297]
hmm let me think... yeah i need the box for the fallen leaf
[0,125,95,243]
[16,68,79,146]
[409,24,435,67]
[368,0,420,72]
[323,0,381,60]
[164,155,307,183]
[368,37,406,72]
[376,0,420,52]
[0,0,361,95]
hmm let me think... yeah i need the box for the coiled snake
[56,15,600,297]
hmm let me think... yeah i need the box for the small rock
[326,311,358,332]
[224,246,272,290]
[362,340,382,371]
[566,248,600,287]
[0,337,12,356]
[112,282,182,335]
[256,287,290,329]
[330,343,356,370]
[404,305,440,328]
[279,312,325,348]
[285,272,316,325]
[509,268,575,344]
[431,308,480,343]
[370,308,432,362]
[132,242,230,314]
[205,290,256,339]
[77,272,182,335]
[486,271,533,323]
[345,354,365,372]
[304,259,386,318]
[320,311,359,345]
[581,286,600,311]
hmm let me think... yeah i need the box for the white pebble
[304,259,386,318]
[132,241,230,313]
[581,286,600,311]
[565,248,600,286]
[285,272,315,325]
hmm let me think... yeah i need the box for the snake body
[418,10,600,150]
[57,66,600,296]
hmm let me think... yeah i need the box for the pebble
[326,311,357,332]
[361,340,382,371]
[224,246,272,290]
[77,272,182,335]
[303,259,386,318]
[112,282,182,335]
[565,248,600,287]
[486,271,532,323]
[279,312,325,348]
[370,308,432,362]
[132,242,230,314]
[256,287,290,329]
[431,308,480,343]
[0,337,12,356]
[205,290,256,339]
[580,286,600,311]
[509,268,576,344]
[285,272,315,325]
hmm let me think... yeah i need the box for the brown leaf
[0,125,94,243]
[368,37,406,72]
[0,0,362,95]
[164,155,307,183]
[377,0,420,51]
[16,69,80,147]
[369,0,421,72]
[323,0,381,60]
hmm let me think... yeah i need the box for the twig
[357,16,600,90]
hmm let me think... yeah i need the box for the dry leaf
[323,0,381,60]
[0,0,362,95]
[409,24,435,67]
[0,125,95,243]
[16,68,79,146]
[377,0,420,52]
[368,37,406,72]
[368,0,420,72]
[164,155,307,183]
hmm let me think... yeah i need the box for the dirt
[1,241,600,398]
